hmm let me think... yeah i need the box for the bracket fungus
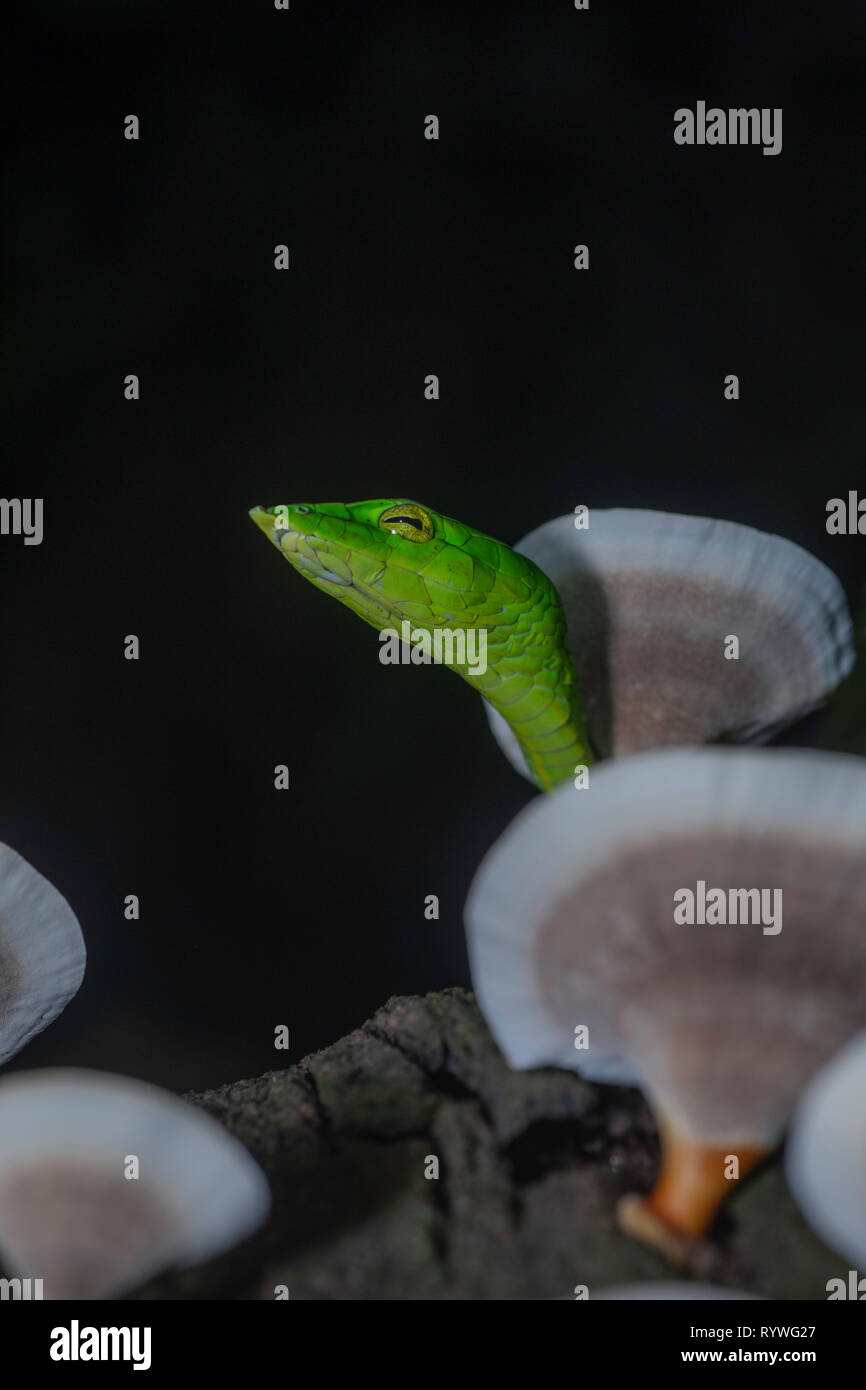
[485,509,854,767]
[0,842,85,1065]
[465,746,866,1262]
[0,1069,270,1298]
[786,1031,866,1268]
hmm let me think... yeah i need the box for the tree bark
[139,987,839,1301]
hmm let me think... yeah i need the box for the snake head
[249,499,541,636]
[250,498,591,786]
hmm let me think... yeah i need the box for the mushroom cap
[465,746,866,1142]
[0,1069,270,1298]
[594,1282,761,1300]
[0,843,85,1065]
[485,509,854,770]
[786,1031,866,1266]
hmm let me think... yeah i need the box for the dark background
[5,1,865,1093]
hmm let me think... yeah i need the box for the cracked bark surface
[138,987,841,1301]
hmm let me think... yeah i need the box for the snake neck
[491,672,594,791]
[470,587,595,792]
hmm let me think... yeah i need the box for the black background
[6,1,865,1093]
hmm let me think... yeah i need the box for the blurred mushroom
[0,1069,270,1297]
[786,1031,866,1267]
[485,508,854,767]
[465,746,866,1261]
[0,842,85,1065]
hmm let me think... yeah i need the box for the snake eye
[378,503,435,542]
[296,505,311,514]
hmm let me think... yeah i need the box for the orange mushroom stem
[618,1118,768,1263]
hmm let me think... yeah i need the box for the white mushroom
[465,745,866,1259]
[485,509,854,768]
[786,1031,866,1268]
[0,842,85,1065]
[0,1069,270,1297]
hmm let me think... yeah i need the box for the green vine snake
[250,499,593,790]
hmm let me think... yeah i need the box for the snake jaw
[250,505,400,628]
[292,553,352,586]
[250,508,354,588]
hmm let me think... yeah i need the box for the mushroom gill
[485,509,854,768]
[465,746,866,1260]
